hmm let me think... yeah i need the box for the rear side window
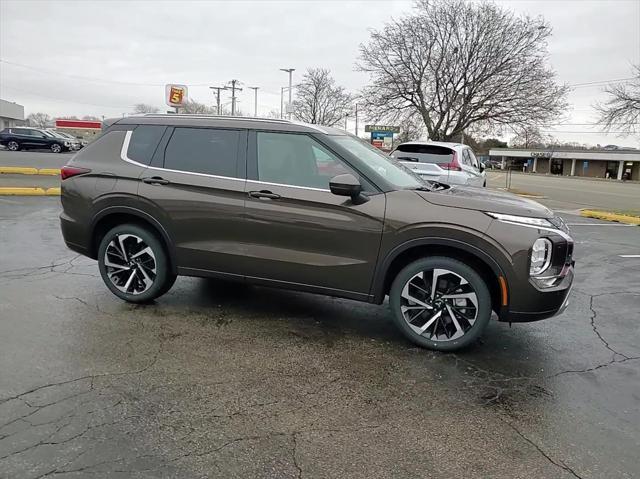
[127,125,166,165]
[393,144,453,164]
[12,128,29,135]
[164,127,240,178]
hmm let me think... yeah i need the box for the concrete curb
[0,167,61,175]
[0,187,60,196]
[581,209,640,225]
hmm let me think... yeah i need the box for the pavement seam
[500,418,583,479]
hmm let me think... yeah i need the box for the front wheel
[98,224,174,303]
[51,143,62,153]
[389,256,492,351]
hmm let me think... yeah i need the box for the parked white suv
[390,141,486,187]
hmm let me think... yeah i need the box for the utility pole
[280,68,295,119]
[355,103,359,136]
[344,113,349,131]
[209,86,227,115]
[249,87,259,117]
[228,80,242,116]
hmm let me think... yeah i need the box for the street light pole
[249,86,259,117]
[280,68,295,120]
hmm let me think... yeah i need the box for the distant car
[0,127,74,153]
[390,141,487,187]
[51,130,86,149]
[46,130,82,150]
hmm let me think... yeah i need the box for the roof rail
[136,113,292,123]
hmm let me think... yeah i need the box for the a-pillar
[570,158,576,176]
[617,160,624,180]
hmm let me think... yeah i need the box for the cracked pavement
[1,198,639,478]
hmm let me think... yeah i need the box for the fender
[370,236,510,304]
[90,205,177,273]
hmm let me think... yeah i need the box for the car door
[241,130,385,298]
[135,125,249,278]
[461,148,483,187]
[467,148,486,186]
[32,130,51,149]
[13,128,36,148]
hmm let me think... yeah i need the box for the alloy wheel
[8,141,19,151]
[51,144,62,153]
[400,268,479,341]
[103,233,157,295]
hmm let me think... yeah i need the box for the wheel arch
[371,237,509,313]
[90,206,177,274]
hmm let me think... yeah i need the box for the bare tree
[510,125,554,148]
[394,113,425,144]
[179,100,214,114]
[596,65,640,135]
[132,104,159,114]
[26,112,52,128]
[292,68,353,126]
[358,0,568,141]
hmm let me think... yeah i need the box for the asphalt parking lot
[1,197,639,479]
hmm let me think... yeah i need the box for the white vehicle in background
[390,141,487,187]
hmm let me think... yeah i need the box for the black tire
[483,180,487,187]
[98,223,173,303]
[389,256,492,351]
[7,141,20,151]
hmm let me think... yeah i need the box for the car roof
[396,140,467,149]
[111,114,348,135]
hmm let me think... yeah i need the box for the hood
[418,185,553,218]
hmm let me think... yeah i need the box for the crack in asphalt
[501,418,583,479]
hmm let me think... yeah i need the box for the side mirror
[330,173,362,198]
[478,162,485,172]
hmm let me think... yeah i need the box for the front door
[137,126,248,277]
[241,131,385,298]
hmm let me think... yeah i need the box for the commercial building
[489,147,640,181]
[0,99,25,130]
[55,119,102,141]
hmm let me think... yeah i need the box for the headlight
[530,238,552,276]
[486,212,553,228]
[64,141,70,147]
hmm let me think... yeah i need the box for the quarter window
[256,132,350,189]
[164,127,240,177]
[127,125,166,165]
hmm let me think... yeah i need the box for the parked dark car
[59,115,574,351]
[0,127,75,153]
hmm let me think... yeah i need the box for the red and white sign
[166,84,188,108]
[56,119,102,130]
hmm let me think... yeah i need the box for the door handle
[141,176,170,185]
[248,190,281,200]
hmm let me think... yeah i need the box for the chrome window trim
[245,179,330,193]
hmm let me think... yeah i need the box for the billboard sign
[371,130,394,150]
[365,124,400,133]
[165,84,188,108]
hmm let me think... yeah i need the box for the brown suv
[60,115,574,351]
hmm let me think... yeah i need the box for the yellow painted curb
[45,187,61,196]
[0,187,46,196]
[0,167,38,175]
[0,167,61,175]
[38,168,61,176]
[581,209,640,225]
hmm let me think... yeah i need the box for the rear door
[461,148,484,187]
[240,131,385,298]
[136,126,248,277]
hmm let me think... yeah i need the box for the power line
[569,77,636,88]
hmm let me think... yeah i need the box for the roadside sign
[165,84,188,108]
[365,125,400,133]
[371,130,394,150]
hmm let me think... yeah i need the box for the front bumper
[500,264,574,323]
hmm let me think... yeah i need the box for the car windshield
[331,136,425,190]
[41,130,58,138]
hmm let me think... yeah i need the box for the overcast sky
[1,0,638,146]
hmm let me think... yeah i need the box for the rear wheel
[98,224,174,303]
[389,256,492,351]
[7,141,19,151]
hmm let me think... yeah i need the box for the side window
[13,128,27,135]
[164,127,240,177]
[461,149,472,166]
[256,132,350,189]
[126,125,166,165]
